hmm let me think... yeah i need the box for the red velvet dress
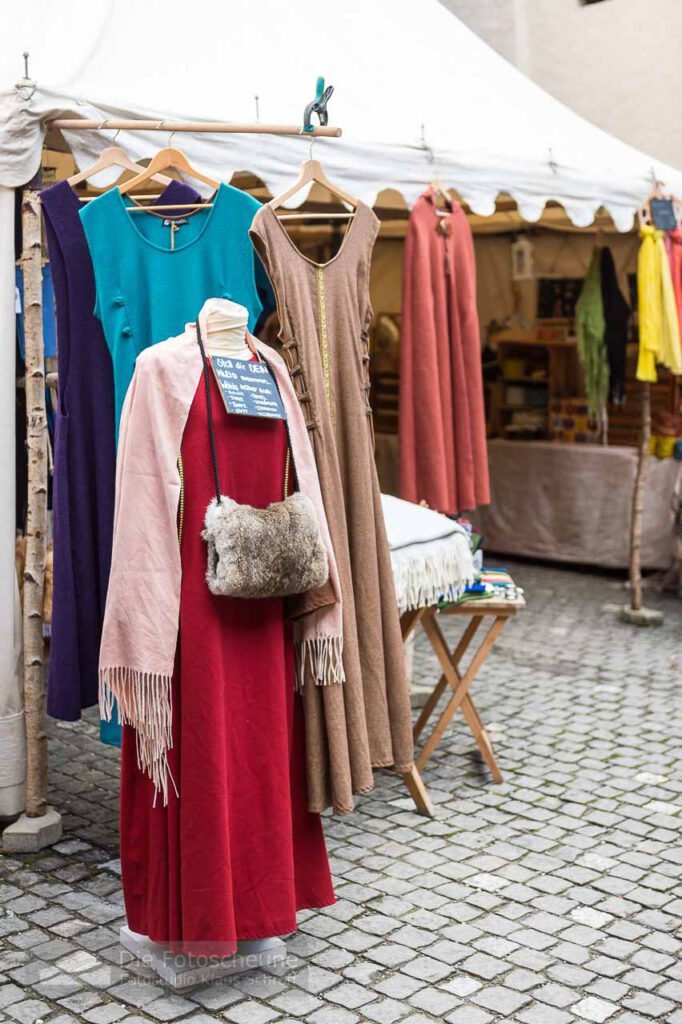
[120,368,335,956]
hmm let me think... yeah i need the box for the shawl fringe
[296,635,344,692]
[391,534,474,614]
[99,666,174,805]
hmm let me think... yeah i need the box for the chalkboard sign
[211,356,286,420]
[650,198,677,231]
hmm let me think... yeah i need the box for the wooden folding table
[401,592,525,782]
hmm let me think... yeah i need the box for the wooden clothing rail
[48,119,342,137]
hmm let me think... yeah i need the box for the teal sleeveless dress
[81,183,270,744]
[80,182,270,440]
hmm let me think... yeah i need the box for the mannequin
[120,294,303,986]
[200,297,253,359]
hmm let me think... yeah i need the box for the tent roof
[2,0,680,230]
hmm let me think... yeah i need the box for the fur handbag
[196,321,329,599]
[203,493,328,599]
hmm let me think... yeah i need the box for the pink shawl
[99,318,344,803]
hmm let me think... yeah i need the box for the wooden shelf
[488,332,580,439]
[492,334,576,348]
[501,403,548,411]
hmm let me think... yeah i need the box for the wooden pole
[21,188,48,818]
[629,381,650,612]
[0,186,24,819]
[47,119,342,138]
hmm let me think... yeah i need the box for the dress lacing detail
[281,340,318,433]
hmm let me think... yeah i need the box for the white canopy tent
[2,0,682,227]
[2,0,681,823]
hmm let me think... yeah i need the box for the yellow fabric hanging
[636,225,682,382]
[637,227,661,382]
[659,238,682,374]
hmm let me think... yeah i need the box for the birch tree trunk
[21,189,48,818]
[629,381,650,612]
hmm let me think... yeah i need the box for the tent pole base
[2,806,63,852]
[618,605,664,627]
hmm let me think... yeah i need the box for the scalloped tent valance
[2,0,682,231]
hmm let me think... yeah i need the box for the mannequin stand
[120,926,287,989]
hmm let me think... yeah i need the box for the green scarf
[576,248,609,422]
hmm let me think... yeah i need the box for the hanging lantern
[511,235,535,281]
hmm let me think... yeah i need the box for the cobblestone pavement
[2,559,682,1024]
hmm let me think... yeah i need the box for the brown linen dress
[250,202,414,815]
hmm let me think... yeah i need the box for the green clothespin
[303,77,334,132]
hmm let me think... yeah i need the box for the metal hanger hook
[419,123,437,166]
[308,134,317,161]
[112,127,120,145]
[168,129,176,148]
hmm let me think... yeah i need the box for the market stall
[2,0,682,870]
[371,215,681,569]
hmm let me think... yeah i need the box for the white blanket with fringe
[381,494,475,613]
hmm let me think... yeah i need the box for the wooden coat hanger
[67,145,173,187]
[118,146,220,212]
[430,179,453,214]
[268,158,358,221]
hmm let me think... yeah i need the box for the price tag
[650,198,677,231]
[211,356,287,420]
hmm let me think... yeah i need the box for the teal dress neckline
[81,182,268,443]
[111,183,225,255]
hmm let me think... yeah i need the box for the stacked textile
[449,567,524,606]
[381,494,475,613]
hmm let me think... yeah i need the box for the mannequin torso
[200,297,252,360]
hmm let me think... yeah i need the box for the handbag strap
[196,318,222,504]
[195,319,290,504]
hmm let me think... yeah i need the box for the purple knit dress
[41,179,200,720]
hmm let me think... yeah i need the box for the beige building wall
[441,0,682,171]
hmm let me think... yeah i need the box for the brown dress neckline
[263,201,368,269]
